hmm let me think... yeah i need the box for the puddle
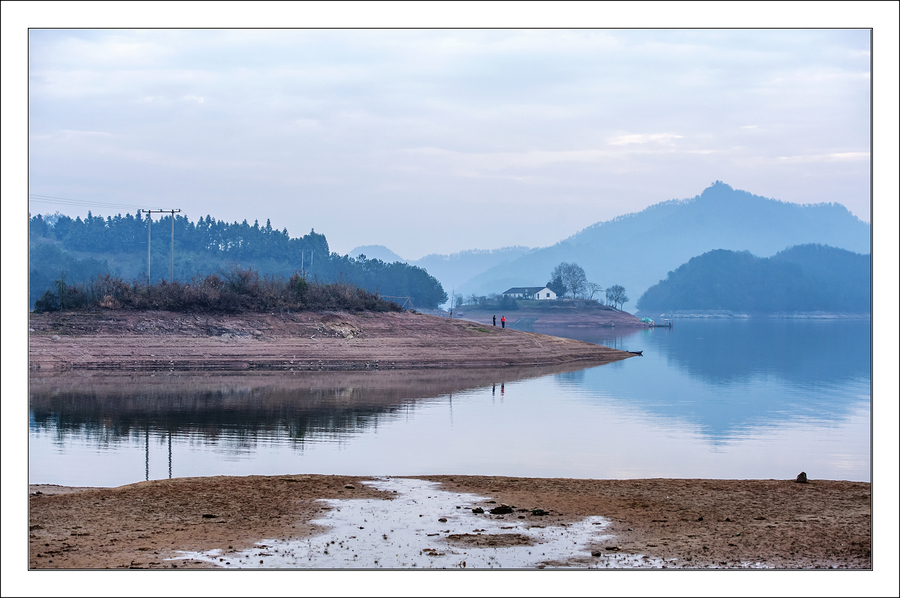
[172,477,668,569]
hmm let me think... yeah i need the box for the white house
[502,286,557,300]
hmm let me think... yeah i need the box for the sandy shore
[28,310,634,372]
[28,473,870,570]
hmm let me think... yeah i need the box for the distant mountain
[635,244,870,315]
[345,245,536,301]
[347,245,406,263]
[411,247,535,297]
[456,182,871,309]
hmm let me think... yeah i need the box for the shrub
[31,268,402,314]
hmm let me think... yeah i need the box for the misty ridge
[29,182,870,315]
[356,181,870,313]
[348,245,538,299]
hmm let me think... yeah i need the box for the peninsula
[28,309,635,372]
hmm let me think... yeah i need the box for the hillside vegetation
[29,212,447,310]
[32,268,403,315]
[635,244,870,315]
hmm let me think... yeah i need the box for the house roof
[503,286,551,295]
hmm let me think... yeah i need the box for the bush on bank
[32,268,403,314]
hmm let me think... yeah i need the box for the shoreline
[28,474,871,570]
[28,309,634,372]
[635,311,871,319]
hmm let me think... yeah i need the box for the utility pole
[170,212,175,282]
[141,209,181,286]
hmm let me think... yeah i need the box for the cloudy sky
[23,22,876,259]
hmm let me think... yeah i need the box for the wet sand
[28,473,871,570]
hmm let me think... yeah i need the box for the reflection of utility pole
[145,425,150,481]
[141,209,181,285]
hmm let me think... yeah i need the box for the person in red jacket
[501,316,505,328]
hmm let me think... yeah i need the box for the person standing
[493,315,496,326]
[501,316,505,328]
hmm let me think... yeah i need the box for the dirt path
[28,310,634,372]
[28,474,870,570]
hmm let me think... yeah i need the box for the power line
[28,193,155,212]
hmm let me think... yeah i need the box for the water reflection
[29,363,599,450]
[530,320,870,442]
[528,319,871,387]
[29,320,871,485]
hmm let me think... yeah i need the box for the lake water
[28,319,871,487]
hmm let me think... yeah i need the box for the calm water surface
[29,319,870,486]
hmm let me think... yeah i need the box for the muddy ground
[28,474,870,570]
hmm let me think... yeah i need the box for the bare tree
[551,262,588,299]
[586,281,603,301]
[605,284,629,310]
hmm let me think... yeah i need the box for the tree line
[547,262,629,309]
[29,211,447,310]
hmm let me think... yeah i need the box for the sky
[21,18,877,260]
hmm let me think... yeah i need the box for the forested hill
[635,244,871,316]
[28,212,447,310]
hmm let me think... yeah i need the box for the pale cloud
[58,129,115,138]
[405,147,620,176]
[608,133,685,146]
[777,152,870,164]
